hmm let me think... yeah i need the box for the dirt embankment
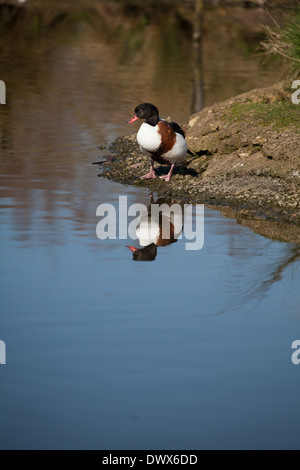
[99,81,300,234]
[185,81,300,218]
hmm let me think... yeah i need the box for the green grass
[283,9,300,66]
[225,100,300,131]
[261,7,300,71]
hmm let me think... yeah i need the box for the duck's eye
[138,109,143,114]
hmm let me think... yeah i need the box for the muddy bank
[98,81,300,232]
[206,204,300,243]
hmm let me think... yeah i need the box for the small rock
[239,152,250,158]
[188,116,199,127]
[130,163,143,169]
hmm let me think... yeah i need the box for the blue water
[1,174,299,449]
[0,7,299,450]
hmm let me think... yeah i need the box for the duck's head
[126,244,157,261]
[128,103,159,126]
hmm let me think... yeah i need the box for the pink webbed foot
[141,170,156,179]
[159,174,172,182]
[159,164,175,182]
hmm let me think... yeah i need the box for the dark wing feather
[168,121,185,138]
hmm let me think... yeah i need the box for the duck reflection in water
[127,196,183,261]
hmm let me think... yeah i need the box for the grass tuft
[224,100,300,131]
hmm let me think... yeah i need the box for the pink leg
[159,164,175,182]
[141,159,156,179]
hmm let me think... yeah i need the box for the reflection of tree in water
[192,0,204,113]
[217,243,300,317]
[254,244,300,295]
